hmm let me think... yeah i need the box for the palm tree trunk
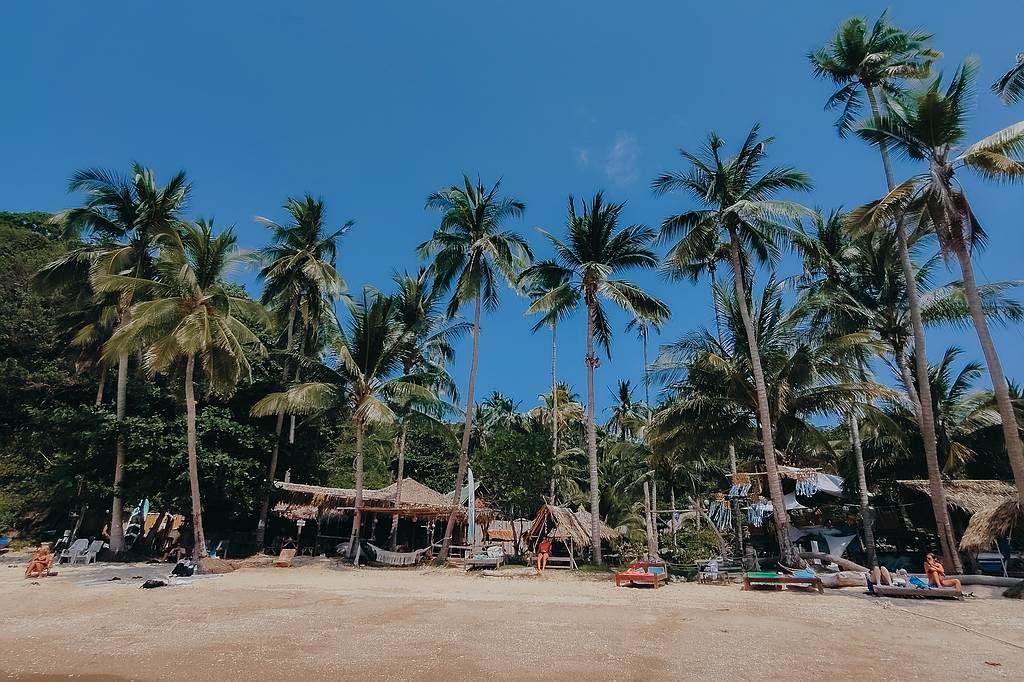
[95,368,107,407]
[954,244,1024,507]
[850,411,878,569]
[348,418,365,560]
[256,294,300,546]
[108,349,129,558]
[585,290,602,564]
[184,355,207,563]
[894,347,923,420]
[643,480,656,559]
[642,330,650,406]
[726,226,802,567]
[729,443,743,555]
[650,477,658,551]
[439,293,482,561]
[550,322,558,503]
[670,487,677,542]
[389,422,409,550]
[867,86,961,572]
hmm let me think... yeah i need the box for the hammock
[367,543,428,567]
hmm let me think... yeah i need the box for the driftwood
[819,571,867,588]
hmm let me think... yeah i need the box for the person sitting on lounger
[924,553,961,591]
[535,537,552,572]
[25,546,53,579]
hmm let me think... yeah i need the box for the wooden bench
[742,572,823,593]
[615,561,669,588]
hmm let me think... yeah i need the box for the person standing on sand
[536,537,552,572]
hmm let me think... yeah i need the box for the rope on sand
[875,601,1024,652]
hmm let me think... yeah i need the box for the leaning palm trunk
[650,478,658,551]
[389,422,409,550]
[953,244,1024,507]
[850,412,878,569]
[184,355,207,562]
[726,228,802,567]
[439,294,482,561]
[585,291,603,564]
[867,87,962,572]
[256,295,299,546]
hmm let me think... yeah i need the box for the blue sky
[3,2,1023,416]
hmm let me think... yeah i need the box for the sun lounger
[72,540,105,565]
[743,571,824,593]
[615,561,669,588]
[58,539,89,564]
[874,579,963,600]
[273,548,296,567]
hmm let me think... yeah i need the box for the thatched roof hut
[272,478,466,521]
[524,504,618,552]
[960,498,1023,552]
[896,480,1016,515]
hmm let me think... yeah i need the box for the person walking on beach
[536,537,552,572]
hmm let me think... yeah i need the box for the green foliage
[473,427,553,513]
[657,527,722,565]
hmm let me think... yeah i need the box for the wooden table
[742,573,824,593]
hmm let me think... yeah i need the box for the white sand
[1,555,1021,680]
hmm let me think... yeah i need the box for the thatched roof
[524,504,618,550]
[272,478,463,520]
[896,480,1017,515]
[959,498,1023,551]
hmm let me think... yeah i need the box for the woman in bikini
[25,546,53,579]
[924,553,961,591]
[536,537,552,572]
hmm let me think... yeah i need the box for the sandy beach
[1,555,1021,681]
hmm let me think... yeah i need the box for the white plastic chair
[74,540,105,564]
[58,538,89,564]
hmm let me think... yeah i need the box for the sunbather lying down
[25,547,53,579]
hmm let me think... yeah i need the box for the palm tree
[652,128,811,566]
[852,60,1024,512]
[993,52,1024,105]
[625,316,663,405]
[388,268,464,548]
[521,192,669,563]
[253,288,432,558]
[37,163,190,557]
[102,220,266,561]
[525,269,572,503]
[808,12,964,569]
[252,196,351,545]
[418,175,531,561]
[606,380,648,440]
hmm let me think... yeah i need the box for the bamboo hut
[523,504,618,567]
[271,478,488,554]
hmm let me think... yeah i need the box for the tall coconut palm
[388,268,464,548]
[101,220,266,561]
[808,13,963,569]
[993,52,1024,105]
[252,196,351,545]
[652,128,811,566]
[252,288,432,559]
[37,164,190,557]
[521,192,669,563]
[525,269,572,502]
[625,315,663,405]
[418,175,531,561]
[851,59,1024,512]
